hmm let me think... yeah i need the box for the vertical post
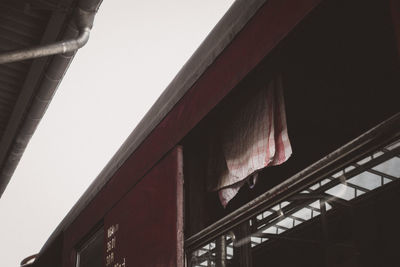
[216,235,226,267]
[320,200,330,267]
[349,206,361,267]
[233,221,253,267]
[176,146,185,267]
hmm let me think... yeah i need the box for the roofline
[0,0,102,198]
[39,0,270,253]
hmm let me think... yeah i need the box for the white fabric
[207,75,292,207]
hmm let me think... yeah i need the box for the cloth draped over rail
[206,75,292,207]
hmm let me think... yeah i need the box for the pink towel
[207,75,292,207]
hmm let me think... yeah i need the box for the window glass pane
[76,228,104,267]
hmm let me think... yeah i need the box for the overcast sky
[0,1,234,266]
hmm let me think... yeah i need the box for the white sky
[0,1,234,266]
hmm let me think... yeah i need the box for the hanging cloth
[207,75,292,207]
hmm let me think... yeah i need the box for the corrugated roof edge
[0,0,103,199]
[39,0,269,254]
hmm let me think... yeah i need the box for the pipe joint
[0,6,96,64]
[75,8,96,29]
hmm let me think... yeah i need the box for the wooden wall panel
[103,147,183,267]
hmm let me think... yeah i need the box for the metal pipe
[0,27,90,64]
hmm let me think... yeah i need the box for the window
[183,0,399,266]
[76,227,104,267]
[186,120,400,266]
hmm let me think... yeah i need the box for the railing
[185,113,400,266]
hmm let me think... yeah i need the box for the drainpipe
[0,7,95,64]
[0,27,90,64]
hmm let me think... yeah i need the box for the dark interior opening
[250,180,400,267]
[183,0,400,237]
[76,227,104,267]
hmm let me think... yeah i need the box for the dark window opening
[76,227,104,267]
[188,136,400,267]
[183,0,399,243]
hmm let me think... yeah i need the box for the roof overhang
[0,0,102,198]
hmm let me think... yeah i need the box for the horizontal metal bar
[253,232,319,244]
[362,166,398,181]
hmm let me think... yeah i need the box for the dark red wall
[59,1,322,266]
[103,147,183,267]
[33,1,400,266]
